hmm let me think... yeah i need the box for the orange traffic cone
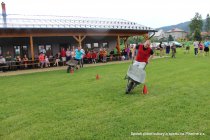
[142,84,148,94]
[70,69,74,74]
[96,74,99,80]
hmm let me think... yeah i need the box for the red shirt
[39,54,45,62]
[91,52,97,59]
[86,52,91,58]
[61,49,66,57]
[136,45,152,63]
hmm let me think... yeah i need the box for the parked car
[169,41,182,47]
[151,42,168,49]
[152,41,182,48]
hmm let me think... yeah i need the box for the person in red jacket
[60,47,66,61]
[133,40,154,69]
[91,50,97,64]
[39,52,45,68]
[85,51,92,63]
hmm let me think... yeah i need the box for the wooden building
[0,2,155,60]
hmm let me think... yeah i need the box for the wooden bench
[0,65,9,72]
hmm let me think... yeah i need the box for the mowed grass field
[0,49,210,140]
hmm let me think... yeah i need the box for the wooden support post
[73,36,79,42]
[122,37,128,49]
[81,36,86,42]
[78,36,81,47]
[73,35,86,48]
[117,35,121,54]
[30,35,34,61]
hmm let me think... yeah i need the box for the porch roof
[0,14,155,32]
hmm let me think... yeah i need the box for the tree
[186,33,193,41]
[128,36,144,44]
[168,35,174,41]
[150,37,159,42]
[204,14,210,32]
[189,13,203,34]
[194,29,202,41]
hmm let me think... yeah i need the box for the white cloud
[2,0,210,28]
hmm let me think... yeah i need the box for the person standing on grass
[171,43,176,58]
[74,46,85,69]
[80,47,85,67]
[185,41,190,54]
[193,40,199,56]
[198,41,204,56]
[159,42,163,57]
[204,40,209,56]
[135,43,140,56]
[126,45,130,60]
[132,40,154,70]
[165,42,170,55]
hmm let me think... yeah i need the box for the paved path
[0,56,166,77]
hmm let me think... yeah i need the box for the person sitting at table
[66,48,71,62]
[54,52,61,66]
[45,55,50,67]
[102,48,107,63]
[70,47,75,58]
[22,54,29,68]
[5,51,12,70]
[109,49,115,61]
[15,55,22,70]
[85,51,92,64]
[0,55,7,72]
[5,51,12,61]
[39,52,45,68]
[91,50,97,64]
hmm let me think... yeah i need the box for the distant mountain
[157,19,207,32]
[157,21,191,32]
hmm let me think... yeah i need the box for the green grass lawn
[0,49,210,140]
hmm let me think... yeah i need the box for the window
[22,46,28,56]
[46,45,53,56]
[0,46,2,55]
[46,45,52,51]
[13,45,28,58]
[38,45,45,54]
[39,44,52,55]
[93,43,99,48]
[102,42,108,48]
[85,43,91,49]
[14,46,21,56]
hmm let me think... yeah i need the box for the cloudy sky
[2,0,210,28]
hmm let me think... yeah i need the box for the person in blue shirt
[74,46,85,69]
[204,40,210,56]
